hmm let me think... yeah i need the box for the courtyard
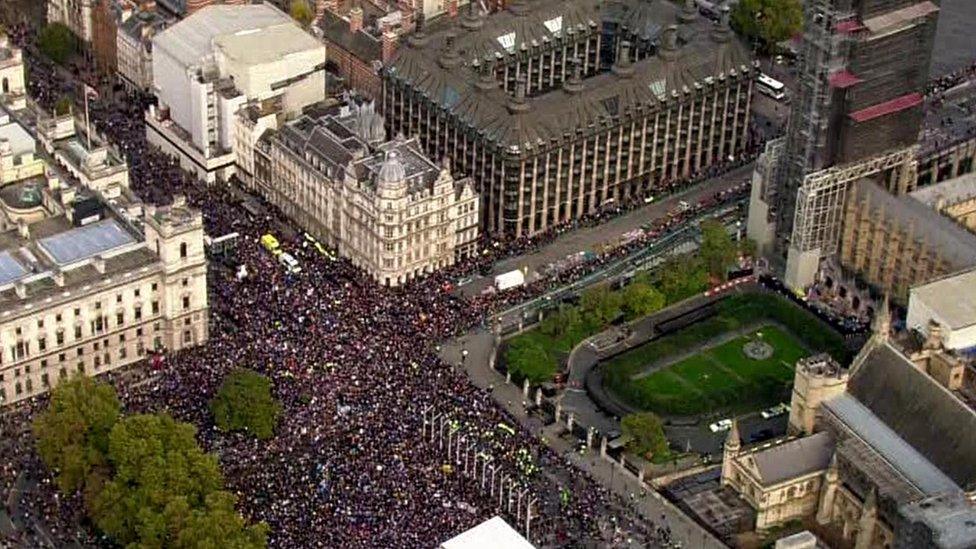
[602,292,848,417]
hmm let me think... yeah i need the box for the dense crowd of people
[0,26,704,548]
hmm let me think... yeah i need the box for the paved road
[931,0,976,77]
[458,163,754,296]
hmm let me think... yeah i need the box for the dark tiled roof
[848,342,976,490]
[319,11,382,62]
[387,0,752,148]
[748,431,834,486]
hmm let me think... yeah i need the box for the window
[152,301,159,315]
[77,348,84,357]
[74,326,82,339]
[77,363,84,374]
[58,353,65,363]
[56,313,62,322]
[59,367,66,379]
[56,331,64,346]
[134,288,141,298]
[119,347,127,359]
[183,330,192,344]
[151,283,158,292]
[41,373,49,387]
[134,307,142,321]
[94,341,100,351]
[136,327,143,337]
[116,293,122,303]
[74,308,81,317]
[117,312,124,326]
[119,333,126,343]
[40,359,47,369]
[182,296,190,310]
[180,242,188,258]
[38,338,46,352]
[182,278,189,287]
[37,319,44,329]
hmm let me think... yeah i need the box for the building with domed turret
[250,101,480,286]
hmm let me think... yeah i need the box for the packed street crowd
[0,25,748,548]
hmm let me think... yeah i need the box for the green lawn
[604,292,847,416]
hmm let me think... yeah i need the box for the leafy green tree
[506,337,555,382]
[699,219,738,281]
[581,284,623,327]
[658,255,708,301]
[622,280,666,320]
[38,22,76,65]
[211,369,281,440]
[540,305,581,337]
[731,0,803,53]
[172,491,268,549]
[91,414,225,547]
[621,412,669,458]
[33,376,121,495]
[54,96,73,116]
[289,0,314,27]
[739,237,758,259]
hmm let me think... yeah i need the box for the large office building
[250,102,479,286]
[385,0,756,237]
[117,8,170,92]
[748,0,940,289]
[146,4,326,183]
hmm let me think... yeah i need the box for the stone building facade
[47,0,96,46]
[909,172,976,234]
[838,179,976,301]
[0,195,209,407]
[117,9,169,92]
[0,35,26,109]
[385,0,754,237]
[317,3,401,100]
[250,104,479,285]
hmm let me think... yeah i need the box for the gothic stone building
[384,0,755,237]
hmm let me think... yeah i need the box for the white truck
[494,269,526,291]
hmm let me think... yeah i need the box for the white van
[278,252,301,274]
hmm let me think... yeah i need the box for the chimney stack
[349,5,364,33]
[612,41,634,78]
[507,75,530,113]
[381,31,398,63]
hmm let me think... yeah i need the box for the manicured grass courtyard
[622,325,805,416]
[604,292,848,416]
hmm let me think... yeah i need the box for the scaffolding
[789,145,918,254]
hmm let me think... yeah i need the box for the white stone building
[0,35,26,110]
[146,4,326,184]
[0,189,209,407]
[117,10,168,92]
[0,114,46,185]
[250,103,479,286]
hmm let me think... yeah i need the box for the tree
[731,0,803,53]
[506,337,555,383]
[54,96,73,116]
[33,376,121,495]
[621,412,668,458]
[658,255,708,301]
[699,219,738,281]
[622,280,666,320]
[581,284,623,327]
[91,414,226,547]
[540,305,581,338]
[289,0,314,27]
[211,369,281,440]
[38,22,76,65]
[173,491,268,549]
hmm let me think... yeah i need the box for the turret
[721,418,742,486]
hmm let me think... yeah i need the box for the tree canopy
[621,412,669,458]
[210,369,281,440]
[698,219,738,281]
[622,274,666,320]
[581,284,623,327]
[33,376,121,495]
[731,0,803,52]
[38,22,76,65]
[33,377,267,548]
[289,0,314,27]
[658,255,709,301]
[506,337,556,383]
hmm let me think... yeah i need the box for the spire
[726,418,742,452]
[659,25,680,61]
[408,12,428,48]
[475,55,498,91]
[439,33,461,68]
[712,5,732,43]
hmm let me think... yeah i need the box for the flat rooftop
[910,171,976,208]
[0,115,36,156]
[910,267,976,330]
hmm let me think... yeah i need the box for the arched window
[179,242,187,258]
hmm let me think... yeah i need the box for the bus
[757,73,787,101]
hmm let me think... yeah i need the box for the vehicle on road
[278,252,301,274]
[757,73,788,101]
[708,419,733,433]
[494,269,525,291]
[760,403,790,419]
[260,233,280,254]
